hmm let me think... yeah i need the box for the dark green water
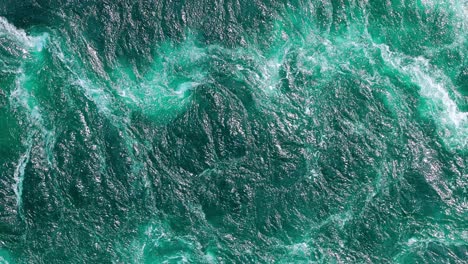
[0,0,467,263]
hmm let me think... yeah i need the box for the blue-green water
[0,0,467,263]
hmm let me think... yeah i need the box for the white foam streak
[378,44,467,149]
[2,16,53,213]
[12,146,31,218]
[409,59,467,127]
[0,17,48,52]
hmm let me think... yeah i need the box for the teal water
[0,0,467,263]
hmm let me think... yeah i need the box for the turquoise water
[0,0,467,263]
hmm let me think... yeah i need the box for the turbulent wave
[0,0,467,263]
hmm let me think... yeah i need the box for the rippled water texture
[0,0,467,263]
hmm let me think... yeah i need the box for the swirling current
[0,0,467,263]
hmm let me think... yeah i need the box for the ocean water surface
[0,0,467,263]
